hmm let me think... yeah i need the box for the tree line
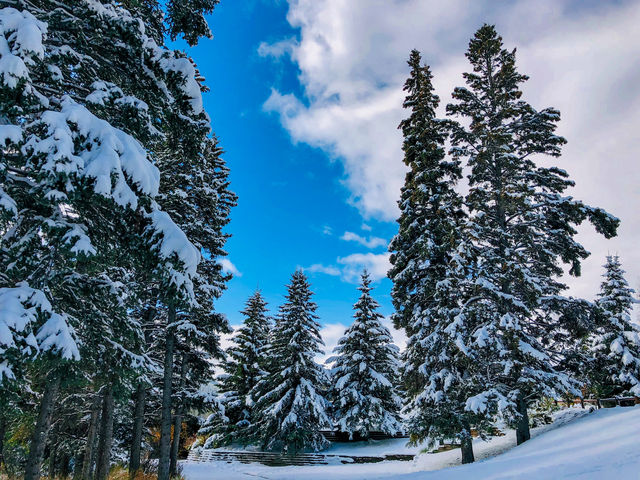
[197,270,403,453]
[0,0,235,479]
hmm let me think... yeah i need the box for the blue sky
[170,1,400,350]
[171,0,640,353]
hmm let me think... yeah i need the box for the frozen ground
[183,406,640,479]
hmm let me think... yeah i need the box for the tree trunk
[129,381,147,478]
[460,421,474,464]
[25,373,60,480]
[95,383,115,480]
[129,307,155,479]
[158,303,176,480]
[81,392,101,480]
[170,354,189,477]
[0,409,6,470]
[73,451,84,480]
[60,451,70,478]
[49,442,58,478]
[516,396,531,445]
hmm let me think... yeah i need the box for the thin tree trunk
[60,451,70,478]
[95,383,115,480]
[169,354,189,477]
[25,372,60,480]
[129,307,155,479]
[49,442,58,478]
[516,396,531,445]
[81,393,101,480]
[73,450,84,480]
[158,303,176,480]
[460,421,475,464]
[0,409,6,471]
[129,381,147,478]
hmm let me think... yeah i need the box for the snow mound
[403,406,640,480]
[182,406,640,480]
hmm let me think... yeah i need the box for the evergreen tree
[251,271,330,453]
[588,255,640,397]
[446,24,618,446]
[329,271,402,439]
[389,50,485,463]
[156,132,236,477]
[0,1,230,477]
[201,291,271,447]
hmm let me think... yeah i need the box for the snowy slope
[183,406,640,480]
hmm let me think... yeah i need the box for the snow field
[183,406,640,480]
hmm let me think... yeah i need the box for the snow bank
[402,406,640,480]
[182,406,640,480]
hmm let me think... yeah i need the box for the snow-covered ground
[183,406,640,479]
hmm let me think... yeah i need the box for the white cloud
[317,322,346,364]
[220,258,242,277]
[258,37,297,59]
[305,263,341,276]
[322,224,333,235]
[262,0,640,303]
[337,252,391,282]
[340,231,387,249]
[304,252,391,283]
[382,316,407,352]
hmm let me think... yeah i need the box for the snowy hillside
[183,406,640,480]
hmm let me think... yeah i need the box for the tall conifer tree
[389,50,484,463]
[202,291,271,447]
[446,25,618,446]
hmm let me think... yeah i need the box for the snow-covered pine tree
[329,271,402,439]
[153,91,236,475]
[446,25,619,446]
[389,49,464,335]
[588,255,640,397]
[154,100,236,480]
[200,291,271,447]
[251,271,331,453]
[1,1,220,477]
[388,50,487,464]
[0,6,159,478]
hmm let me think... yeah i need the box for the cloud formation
[304,252,391,283]
[262,0,640,302]
[305,263,342,276]
[220,258,242,277]
[340,231,387,249]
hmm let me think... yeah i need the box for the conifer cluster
[389,25,632,464]
[0,1,235,478]
[197,271,403,453]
